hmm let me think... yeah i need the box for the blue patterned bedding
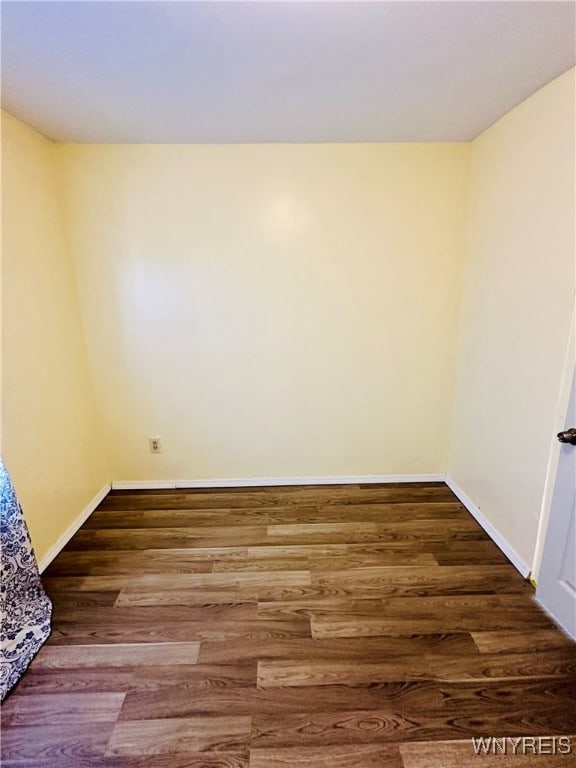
[0,459,52,700]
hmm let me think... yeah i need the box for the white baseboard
[445,475,530,578]
[111,473,445,491]
[36,474,531,582]
[37,482,111,573]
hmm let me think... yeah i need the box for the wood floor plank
[267,522,379,536]
[309,565,527,593]
[340,594,533,612]
[39,590,122,610]
[431,541,511,565]
[212,558,311,572]
[44,549,215,576]
[51,603,258,624]
[250,709,422,748]
[399,739,576,767]
[115,587,258,607]
[345,539,509,564]
[316,502,467,522]
[472,629,575,654]
[48,619,311,645]
[257,584,448,602]
[257,648,576,687]
[0,757,250,768]
[3,481,573,766]
[267,519,484,544]
[1,692,126,726]
[244,544,349,559]
[118,681,441,720]
[41,576,104,593]
[428,677,576,714]
[0,724,115,761]
[250,707,575,748]
[257,594,533,622]
[309,602,555,638]
[249,743,403,767]
[98,503,465,530]
[87,501,466,529]
[77,570,312,591]
[98,485,456,511]
[33,642,200,667]
[16,663,258,694]
[213,553,438,572]
[105,715,253,755]
[307,553,440,570]
[85,506,322,528]
[65,526,270,550]
[197,634,479,665]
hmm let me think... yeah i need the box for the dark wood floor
[1,482,575,767]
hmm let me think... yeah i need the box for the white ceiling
[1,1,575,143]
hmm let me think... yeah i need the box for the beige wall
[1,112,109,562]
[449,68,576,569]
[58,143,470,482]
[4,68,572,571]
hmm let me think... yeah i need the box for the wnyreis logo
[472,736,572,755]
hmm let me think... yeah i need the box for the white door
[536,370,576,639]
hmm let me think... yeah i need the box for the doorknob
[557,428,576,445]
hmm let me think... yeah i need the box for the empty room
[1,1,575,766]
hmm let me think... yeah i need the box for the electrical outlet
[149,437,162,453]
